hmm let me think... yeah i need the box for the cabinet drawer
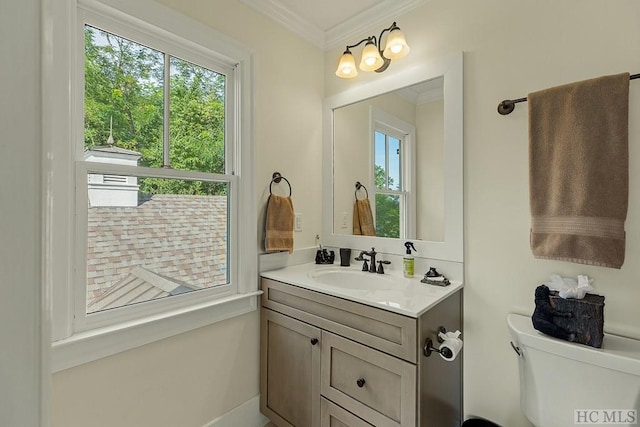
[321,332,416,427]
[321,397,373,427]
[261,278,417,363]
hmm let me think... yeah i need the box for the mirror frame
[322,52,463,262]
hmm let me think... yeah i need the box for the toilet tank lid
[508,313,640,376]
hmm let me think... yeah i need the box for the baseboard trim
[203,396,269,427]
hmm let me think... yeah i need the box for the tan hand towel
[353,198,376,236]
[529,73,629,269]
[265,194,294,254]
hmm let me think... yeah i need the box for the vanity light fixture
[335,22,410,79]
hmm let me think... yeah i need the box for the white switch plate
[341,211,348,229]
[294,213,303,232]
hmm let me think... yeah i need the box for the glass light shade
[382,28,410,60]
[335,51,358,78]
[359,41,384,72]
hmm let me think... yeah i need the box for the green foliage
[139,177,227,196]
[373,165,400,238]
[168,57,225,175]
[375,194,400,238]
[84,26,226,196]
[374,163,394,190]
[84,27,163,152]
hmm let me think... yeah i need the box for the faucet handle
[376,260,391,274]
[362,259,369,272]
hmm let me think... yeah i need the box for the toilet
[508,313,640,427]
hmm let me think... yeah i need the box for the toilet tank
[508,313,640,427]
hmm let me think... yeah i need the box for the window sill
[51,291,262,373]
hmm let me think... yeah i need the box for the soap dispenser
[403,241,417,278]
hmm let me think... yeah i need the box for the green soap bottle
[403,241,417,278]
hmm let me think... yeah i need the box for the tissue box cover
[549,291,605,348]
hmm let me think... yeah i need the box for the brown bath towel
[353,198,376,236]
[529,73,629,269]
[265,194,294,253]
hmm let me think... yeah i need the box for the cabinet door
[261,308,321,427]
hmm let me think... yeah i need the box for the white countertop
[260,262,463,318]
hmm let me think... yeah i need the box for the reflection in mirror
[322,52,462,262]
[333,77,444,241]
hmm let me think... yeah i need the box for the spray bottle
[403,241,417,278]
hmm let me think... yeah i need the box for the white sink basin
[308,268,397,290]
[262,262,464,317]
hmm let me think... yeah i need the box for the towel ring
[355,181,369,200]
[270,172,292,196]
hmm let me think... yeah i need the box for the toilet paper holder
[423,326,453,358]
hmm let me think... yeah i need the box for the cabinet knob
[356,378,366,388]
[310,338,318,346]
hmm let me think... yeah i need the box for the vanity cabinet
[260,277,462,427]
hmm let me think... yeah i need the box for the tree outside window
[374,130,403,238]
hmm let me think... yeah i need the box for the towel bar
[497,72,640,115]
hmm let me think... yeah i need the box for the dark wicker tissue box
[549,291,605,348]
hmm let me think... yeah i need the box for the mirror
[322,52,463,262]
[333,77,445,241]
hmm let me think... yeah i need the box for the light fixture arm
[378,22,400,41]
[345,36,375,53]
[374,22,399,73]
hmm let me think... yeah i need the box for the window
[374,129,403,238]
[47,0,256,369]
[371,108,416,239]
[80,25,232,321]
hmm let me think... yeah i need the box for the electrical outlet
[341,211,348,229]
[294,213,303,232]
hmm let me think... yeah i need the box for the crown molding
[240,0,326,49]
[397,76,444,105]
[241,0,428,51]
[324,0,429,51]
[397,86,443,105]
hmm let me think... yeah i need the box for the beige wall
[416,100,444,241]
[52,0,323,426]
[327,1,640,425]
[333,99,371,233]
[53,311,260,426]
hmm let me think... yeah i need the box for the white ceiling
[240,0,428,50]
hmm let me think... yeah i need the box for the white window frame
[45,0,258,372]
[369,107,416,238]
